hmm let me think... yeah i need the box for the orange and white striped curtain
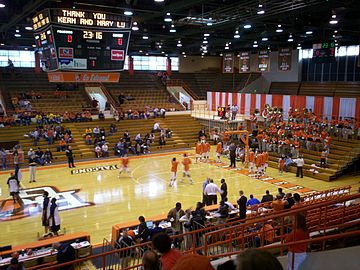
[206,91,360,120]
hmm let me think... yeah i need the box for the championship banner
[222,53,234,73]
[278,47,292,71]
[47,72,120,82]
[257,50,270,72]
[239,51,251,73]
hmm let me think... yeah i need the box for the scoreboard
[33,9,132,71]
[312,41,336,63]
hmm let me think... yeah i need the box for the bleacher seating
[170,72,262,99]
[269,82,300,95]
[104,72,184,111]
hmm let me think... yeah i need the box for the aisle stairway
[267,138,360,181]
[0,115,202,164]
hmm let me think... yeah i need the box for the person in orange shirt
[263,151,269,172]
[204,141,210,162]
[170,157,179,187]
[255,152,263,177]
[181,154,193,184]
[118,155,130,177]
[195,141,202,163]
[249,149,255,174]
[278,155,285,175]
[216,141,222,163]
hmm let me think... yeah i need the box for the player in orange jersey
[204,141,211,162]
[118,155,130,177]
[216,141,222,162]
[249,149,255,173]
[263,151,269,172]
[181,153,193,184]
[255,152,263,177]
[170,157,179,186]
[195,140,202,163]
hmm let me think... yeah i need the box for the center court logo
[0,186,94,221]
[71,164,118,174]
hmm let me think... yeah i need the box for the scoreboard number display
[312,41,336,63]
[33,9,132,72]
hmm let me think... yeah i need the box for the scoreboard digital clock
[33,9,132,72]
[312,41,336,63]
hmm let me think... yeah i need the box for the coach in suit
[261,190,274,203]
[237,190,247,220]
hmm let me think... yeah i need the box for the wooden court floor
[1,149,360,246]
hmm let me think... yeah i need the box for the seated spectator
[8,258,25,270]
[93,126,100,138]
[271,195,285,211]
[57,139,67,152]
[166,128,172,138]
[256,220,275,247]
[160,108,166,118]
[102,143,109,157]
[172,254,214,270]
[98,111,105,120]
[135,133,142,144]
[95,145,102,158]
[142,250,160,270]
[261,190,274,203]
[236,249,283,270]
[153,122,161,132]
[85,127,92,136]
[116,229,136,269]
[152,233,182,270]
[133,111,139,119]
[246,194,260,210]
[283,193,295,209]
[43,148,53,164]
[52,242,76,264]
[92,98,99,109]
[150,221,165,239]
[159,133,166,145]
[153,107,159,118]
[292,193,302,208]
[224,197,236,210]
[109,123,118,135]
[85,134,92,145]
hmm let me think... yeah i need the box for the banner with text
[239,51,251,73]
[222,53,234,73]
[278,47,292,71]
[47,72,120,83]
[257,50,270,72]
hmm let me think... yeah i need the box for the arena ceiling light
[305,30,313,35]
[243,24,252,29]
[131,22,139,31]
[169,24,176,33]
[123,10,133,16]
[14,33,21,37]
[253,41,258,47]
[154,0,164,2]
[203,38,208,44]
[177,40,182,47]
[206,18,213,26]
[257,4,265,15]
[287,34,293,42]
[261,37,268,41]
[142,34,149,40]
[329,14,338,25]
[276,25,283,33]
[204,33,210,37]
[233,30,240,39]
[25,26,33,31]
[0,43,4,46]
[164,13,172,22]
[0,3,5,8]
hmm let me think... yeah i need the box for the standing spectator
[0,147,7,170]
[65,146,75,168]
[117,229,136,269]
[261,190,274,203]
[137,216,150,243]
[202,178,209,205]
[29,154,37,183]
[320,149,328,168]
[204,179,223,206]
[49,198,61,235]
[13,151,19,172]
[167,202,185,234]
[284,156,293,172]
[7,172,21,204]
[229,143,236,168]
[220,178,227,201]
[237,190,247,220]
[293,155,304,178]
[42,191,51,235]
[285,214,309,270]
[152,233,182,270]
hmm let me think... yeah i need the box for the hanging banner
[278,47,292,71]
[222,53,234,73]
[128,56,134,75]
[358,45,360,67]
[47,72,120,82]
[239,51,251,73]
[166,57,172,76]
[257,50,270,72]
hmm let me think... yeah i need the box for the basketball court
[1,148,359,246]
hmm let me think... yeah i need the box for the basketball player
[170,157,179,187]
[216,141,222,162]
[118,155,130,177]
[204,141,210,162]
[248,149,255,174]
[195,140,202,163]
[263,151,269,173]
[181,154,193,184]
[7,172,21,204]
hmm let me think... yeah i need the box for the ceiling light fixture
[124,10,133,16]
[204,33,210,37]
[14,33,21,37]
[182,52,185,55]
[261,37,268,41]
[329,14,338,25]
[177,40,182,47]
[287,34,293,42]
[25,26,33,31]
[154,0,165,2]
[276,24,283,33]
[131,22,139,31]
[32,44,36,48]
[257,4,265,15]
[142,35,149,40]
[243,24,252,29]
[234,30,240,39]
[0,43,4,46]
[305,30,313,35]
[139,50,143,53]
[207,18,213,26]
[169,24,176,33]
[253,44,258,48]
[334,30,338,33]
[164,13,172,22]
[0,4,5,8]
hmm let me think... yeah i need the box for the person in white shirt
[153,122,161,132]
[7,172,21,204]
[101,144,109,157]
[293,156,304,178]
[204,179,223,206]
[95,145,102,158]
[223,197,236,210]
[160,108,166,118]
